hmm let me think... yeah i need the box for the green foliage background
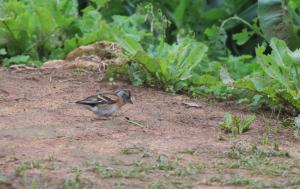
[1,0,300,114]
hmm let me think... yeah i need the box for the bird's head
[115,89,133,104]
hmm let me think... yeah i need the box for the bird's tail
[75,100,96,107]
[75,100,88,105]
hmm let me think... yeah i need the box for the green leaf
[77,10,102,33]
[173,0,187,28]
[239,115,255,134]
[203,8,228,21]
[0,48,7,55]
[3,55,30,66]
[112,28,143,55]
[233,28,253,45]
[192,75,221,85]
[90,0,110,9]
[258,0,300,49]
[134,51,160,73]
[220,112,234,132]
[57,0,78,17]
[255,38,300,112]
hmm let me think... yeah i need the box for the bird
[75,89,133,119]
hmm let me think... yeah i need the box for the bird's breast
[92,104,118,116]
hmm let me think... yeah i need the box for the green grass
[122,144,151,157]
[225,144,290,170]
[58,176,82,189]
[85,153,205,186]
[221,142,300,183]
[93,162,149,180]
[20,174,82,189]
[10,141,299,189]
[147,181,166,189]
[226,175,262,189]
[22,175,46,189]
[15,159,55,176]
[15,162,34,177]
[177,148,197,155]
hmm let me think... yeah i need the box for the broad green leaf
[57,0,78,16]
[255,38,300,112]
[258,0,300,49]
[234,78,256,91]
[77,10,102,33]
[3,55,30,66]
[192,75,221,85]
[239,115,255,134]
[112,28,143,55]
[173,0,187,28]
[0,48,7,55]
[134,51,160,73]
[34,6,57,33]
[90,0,111,9]
[178,42,208,80]
[232,28,253,46]
[203,8,228,21]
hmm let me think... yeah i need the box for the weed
[171,181,193,189]
[260,133,270,145]
[172,163,204,177]
[209,176,223,183]
[22,175,47,189]
[226,175,262,189]
[15,163,30,177]
[147,181,166,189]
[93,162,149,179]
[220,113,255,135]
[113,182,126,189]
[177,148,197,155]
[58,176,82,189]
[122,144,148,155]
[15,160,44,176]
[224,143,294,178]
[155,155,177,171]
[110,157,127,166]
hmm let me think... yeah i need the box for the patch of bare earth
[0,67,300,189]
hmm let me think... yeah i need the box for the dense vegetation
[1,0,300,117]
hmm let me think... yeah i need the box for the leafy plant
[0,0,112,65]
[114,26,208,92]
[255,38,300,112]
[258,0,300,49]
[0,0,79,62]
[220,112,255,135]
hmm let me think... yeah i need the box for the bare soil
[0,67,300,189]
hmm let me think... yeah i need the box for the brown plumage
[76,89,133,118]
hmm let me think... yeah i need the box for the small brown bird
[76,89,133,119]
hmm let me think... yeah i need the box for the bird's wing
[76,93,117,106]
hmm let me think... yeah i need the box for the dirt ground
[0,67,300,189]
